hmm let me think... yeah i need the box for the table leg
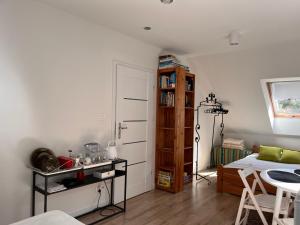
[285,192,291,218]
[272,188,283,225]
[44,176,48,213]
[124,161,127,212]
[31,172,36,216]
[110,164,114,206]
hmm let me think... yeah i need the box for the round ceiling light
[161,0,173,4]
[144,26,152,31]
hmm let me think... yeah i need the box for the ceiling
[37,0,300,55]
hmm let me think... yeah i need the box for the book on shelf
[159,54,177,60]
[161,92,175,107]
[160,73,176,88]
[157,170,172,188]
[173,63,190,72]
[185,94,192,107]
[159,60,177,67]
[159,63,190,71]
[159,54,178,63]
[184,175,192,182]
[184,172,192,182]
[160,75,169,88]
[185,80,193,91]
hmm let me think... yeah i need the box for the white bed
[224,153,300,171]
[10,210,84,225]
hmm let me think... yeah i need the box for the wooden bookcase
[155,67,195,193]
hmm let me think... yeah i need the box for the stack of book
[161,92,175,107]
[159,55,190,71]
[160,72,176,88]
[159,55,179,69]
[157,170,172,188]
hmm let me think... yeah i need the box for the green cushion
[280,149,300,164]
[257,145,282,162]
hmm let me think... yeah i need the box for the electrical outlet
[96,183,102,192]
[96,183,105,192]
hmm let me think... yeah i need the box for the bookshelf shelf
[157,185,175,192]
[159,149,174,154]
[159,67,177,74]
[159,166,175,172]
[161,88,176,91]
[156,66,195,193]
[160,106,175,109]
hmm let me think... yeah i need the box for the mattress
[224,153,300,171]
[10,210,84,225]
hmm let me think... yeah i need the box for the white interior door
[114,64,153,202]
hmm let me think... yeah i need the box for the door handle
[118,122,128,139]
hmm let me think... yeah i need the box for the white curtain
[271,81,300,100]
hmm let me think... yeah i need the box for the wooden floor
[79,172,240,225]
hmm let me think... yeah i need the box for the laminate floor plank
[79,175,240,225]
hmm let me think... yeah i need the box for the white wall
[187,60,220,171]
[188,39,300,167]
[224,132,300,150]
[0,0,160,224]
[274,118,300,137]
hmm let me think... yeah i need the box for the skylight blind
[272,81,300,100]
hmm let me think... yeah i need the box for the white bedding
[224,153,300,171]
[10,210,84,225]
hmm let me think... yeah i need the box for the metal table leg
[110,164,114,206]
[272,188,283,225]
[124,161,127,212]
[32,172,36,216]
[44,176,48,213]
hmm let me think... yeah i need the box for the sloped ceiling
[36,0,300,55]
[188,39,300,136]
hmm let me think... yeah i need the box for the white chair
[235,167,291,225]
[277,189,300,225]
[276,218,294,225]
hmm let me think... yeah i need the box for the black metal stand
[32,159,127,225]
[194,93,228,184]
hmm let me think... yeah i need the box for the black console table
[31,159,127,225]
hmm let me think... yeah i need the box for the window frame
[267,82,300,118]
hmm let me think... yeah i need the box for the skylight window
[268,81,300,118]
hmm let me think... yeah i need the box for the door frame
[111,60,156,191]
